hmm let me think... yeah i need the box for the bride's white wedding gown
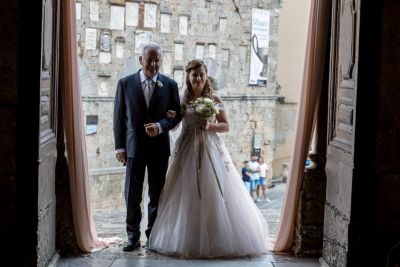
[148,107,268,258]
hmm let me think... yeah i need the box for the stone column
[293,153,326,257]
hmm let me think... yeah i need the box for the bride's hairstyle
[182,59,214,116]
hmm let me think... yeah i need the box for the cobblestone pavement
[56,182,321,266]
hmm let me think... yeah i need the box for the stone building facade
[75,0,303,208]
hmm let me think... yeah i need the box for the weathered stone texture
[322,202,350,267]
[37,201,56,267]
[221,96,280,169]
[83,99,117,170]
[322,237,348,267]
[90,168,125,209]
[323,145,353,267]
[273,102,298,176]
[37,140,57,265]
[294,154,326,257]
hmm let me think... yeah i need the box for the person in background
[257,156,271,203]
[248,154,261,202]
[241,160,252,192]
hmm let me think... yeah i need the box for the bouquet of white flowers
[191,97,220,120]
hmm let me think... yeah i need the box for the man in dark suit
[113,42,182,252]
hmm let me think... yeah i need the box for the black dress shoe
[123,239,140,252]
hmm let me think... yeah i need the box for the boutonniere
[156,80,163,88]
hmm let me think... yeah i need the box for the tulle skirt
[148,130,268,258]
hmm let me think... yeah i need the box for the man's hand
[144,123,160,137]
[166,110,176,119]
[116,152,127,164]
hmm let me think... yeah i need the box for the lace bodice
[181,107,216,134]
[182,108,200,129]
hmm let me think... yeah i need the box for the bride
[148,59,268,258]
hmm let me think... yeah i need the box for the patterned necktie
[143,79,152,107]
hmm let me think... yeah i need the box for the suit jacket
[113,70,182,158]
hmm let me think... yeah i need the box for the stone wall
[89,167,126,209]
[82,98,117,169]
[220,95,282,170]
[293,153,326,257]
[272,101,298,178]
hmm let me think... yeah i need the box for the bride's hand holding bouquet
[191,97,220,130]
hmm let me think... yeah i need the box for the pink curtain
[60,0,107,252]
[272,0,331,252]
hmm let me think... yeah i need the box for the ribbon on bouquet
[204,140,224,199]
[194,128,224,200]
[194,128,203,199]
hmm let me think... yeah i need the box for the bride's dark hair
[182,59,214,116]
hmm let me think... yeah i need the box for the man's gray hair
[140,42,163,57]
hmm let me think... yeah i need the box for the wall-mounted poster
[195,44,204,59]
[160,13,171,33]
[144,4,157,28]
[174,43,184,61]
[126,2,139,27]
[90,1,99,21]
[173,69,184,90]
[179,16,188,35]
[85,28,97,50]
[134,31,152,54]
[208,44,217,59]
[162,52,172,74]
[76,3,82,20]
[249,8,270,86]
[110,5,125,30]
